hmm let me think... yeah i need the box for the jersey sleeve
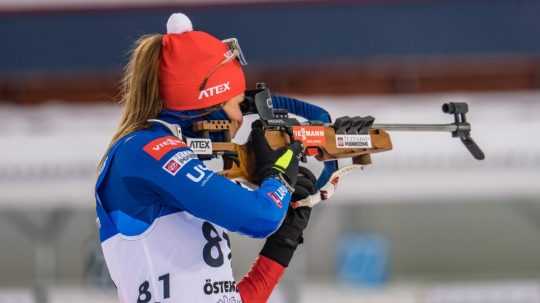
[115,134,291,238]
[237,255,285,303]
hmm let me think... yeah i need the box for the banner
[0,0,296,12]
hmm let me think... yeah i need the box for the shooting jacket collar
[147,119,183,139]
[152,109,229,141]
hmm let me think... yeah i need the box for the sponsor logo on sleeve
[187,138,213,155]
[162,150,198,176]
[266,185,288,208]
[163,158,182,176]
[186,164,214,185]
[335,134,372,149]
[292,126,326,146]
[143,136,187,160]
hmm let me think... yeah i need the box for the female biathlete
[95,13,325,302]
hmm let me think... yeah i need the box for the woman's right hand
[249,120,302,189]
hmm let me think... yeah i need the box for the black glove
[260,206,312,267]
[260,167,317,267]
[249,120,302,188]
[292,166,317,202]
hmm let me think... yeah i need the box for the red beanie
[159,14,246,111]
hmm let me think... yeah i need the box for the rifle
[191,83,485,189]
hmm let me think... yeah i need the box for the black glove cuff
[260,225,304,267]
[254,165,274,184]
[273,172,295,193]
[260,238,297,267]
[257,170,295,193]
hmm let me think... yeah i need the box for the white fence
[0,0,293,11]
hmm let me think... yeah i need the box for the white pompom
[166,13,193,34]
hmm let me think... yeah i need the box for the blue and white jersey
[95,123,291,303]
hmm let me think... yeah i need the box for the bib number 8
[137,281,151,303]
[202,221,231,267]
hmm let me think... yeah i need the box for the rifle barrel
[372,123,466,133]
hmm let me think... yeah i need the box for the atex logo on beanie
[159,13,247,111]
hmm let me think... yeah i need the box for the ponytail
[99,34,163,168]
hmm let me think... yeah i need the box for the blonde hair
[99,34,163,168]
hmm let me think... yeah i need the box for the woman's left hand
[292,164,363,208]
[291,166,317,203]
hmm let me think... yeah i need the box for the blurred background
[1,0,540,302]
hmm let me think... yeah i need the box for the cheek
[223,104,244,126]
[227,110,243,138]
[233,108,244,125]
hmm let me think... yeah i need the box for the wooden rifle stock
[190,99,484,183]
[193,120,393,183]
